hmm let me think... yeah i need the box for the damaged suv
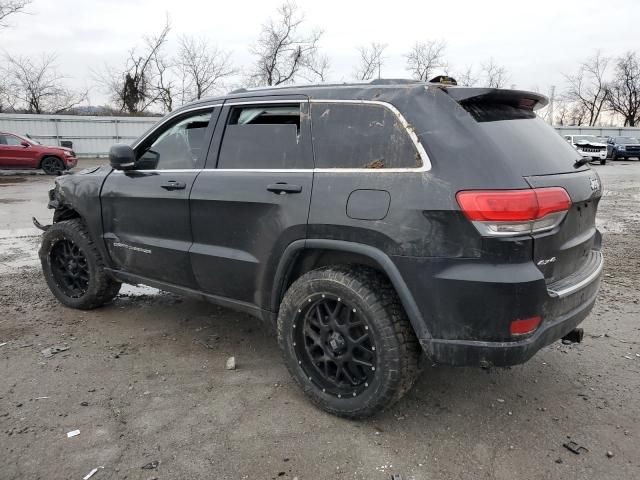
[38,79,604,418]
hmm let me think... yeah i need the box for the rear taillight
[510,316,542,336]
[456,187,571,236]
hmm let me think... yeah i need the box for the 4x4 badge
[590,176,600,191]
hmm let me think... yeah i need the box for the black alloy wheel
[293,293,377,398]
[49,239,90,298]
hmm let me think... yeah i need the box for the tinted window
[138,110,212,169]
[476,116,583,175]
[311,103,419,169]
[217,105,304,169]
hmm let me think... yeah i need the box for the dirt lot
[1,160,639,480]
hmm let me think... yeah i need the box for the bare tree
[249,1,323,86]
[98,18,171,113]
[301,53,330,82]
[405,40,446,81]
[354,42,387,81]
[2,53,86,113]
[150,53,175,113]
[456,65,478,87]
[606,51,640,127]
[0,0,30,27]
[480,58,509,88]
[177,35,235,104]
[564,51,610,126]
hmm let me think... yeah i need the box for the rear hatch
[453,89,603,285]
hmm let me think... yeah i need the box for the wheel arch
[272,239,431,341]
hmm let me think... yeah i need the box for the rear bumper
[392,251,603,367]
[420,285,598,366]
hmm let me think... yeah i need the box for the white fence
[0,113,159,157]
[554,126,640,137]
[2,113,640,158]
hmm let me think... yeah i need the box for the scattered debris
[34,396,49,400]
[496,398,505,403]
[606,451,614,458]
[226,356,236,370]
[83,466,104,479]
[390,475,403,480]
[555,458,563,464]
[80,401,89,406]
[0,342,7,347]
[141,460,159,470]
[563,441,588,455]
[66,429,80,438]
[41,345,70,358]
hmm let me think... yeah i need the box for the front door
[189,98,314,310]
[0,134,30,167]
[101,107,219,288]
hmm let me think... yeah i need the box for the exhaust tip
[561,328,584,345]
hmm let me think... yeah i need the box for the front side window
[217,104,304,169]
[137,110,212,169]
[310,103,420,169]
[3,135,23,146]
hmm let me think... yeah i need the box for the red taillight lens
[510,316,542,336]
[456,187,571,222]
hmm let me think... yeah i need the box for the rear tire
[39,219,121,309]
[41,156,64,175]
[277,266,421,418]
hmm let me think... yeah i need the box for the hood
[573,140,606,147]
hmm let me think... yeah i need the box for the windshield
[615,136,639,144]
[573,136,601,143]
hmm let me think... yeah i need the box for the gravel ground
[0,161,639,480]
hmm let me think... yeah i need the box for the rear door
[101,106,219,287]
[189,96,314,310]
[0,134,25,167]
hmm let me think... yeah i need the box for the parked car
[37,80,603,418]
[563,135,608,164]
[608,136,640,160]
[0,132,77,174]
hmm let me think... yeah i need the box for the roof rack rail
[368,78,422,85]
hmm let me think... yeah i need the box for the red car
[0,132,78,175]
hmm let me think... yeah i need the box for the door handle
[267,183,302,195]
[161,181,187,191]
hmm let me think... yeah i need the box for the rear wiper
[574,158,591,168]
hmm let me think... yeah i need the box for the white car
[563,135,608,164]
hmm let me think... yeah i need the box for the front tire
[600,158,606,165]
[277,266,421,418]
[39,219,121,309]
[41,156,65,175]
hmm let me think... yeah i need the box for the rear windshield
[464,103,584,176]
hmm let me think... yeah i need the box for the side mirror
[109,144,136,170]
[20,141,30,147]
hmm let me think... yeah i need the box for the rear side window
[458,100,584,175]
[2,135,22,146]
[311,103,420,169]
[217,104,304,169]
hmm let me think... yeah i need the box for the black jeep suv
[38,80,604,418]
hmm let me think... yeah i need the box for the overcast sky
[2,0,639,105]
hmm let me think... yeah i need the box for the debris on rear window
[364,159,385,169]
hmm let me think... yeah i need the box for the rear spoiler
[440,87,549,111]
